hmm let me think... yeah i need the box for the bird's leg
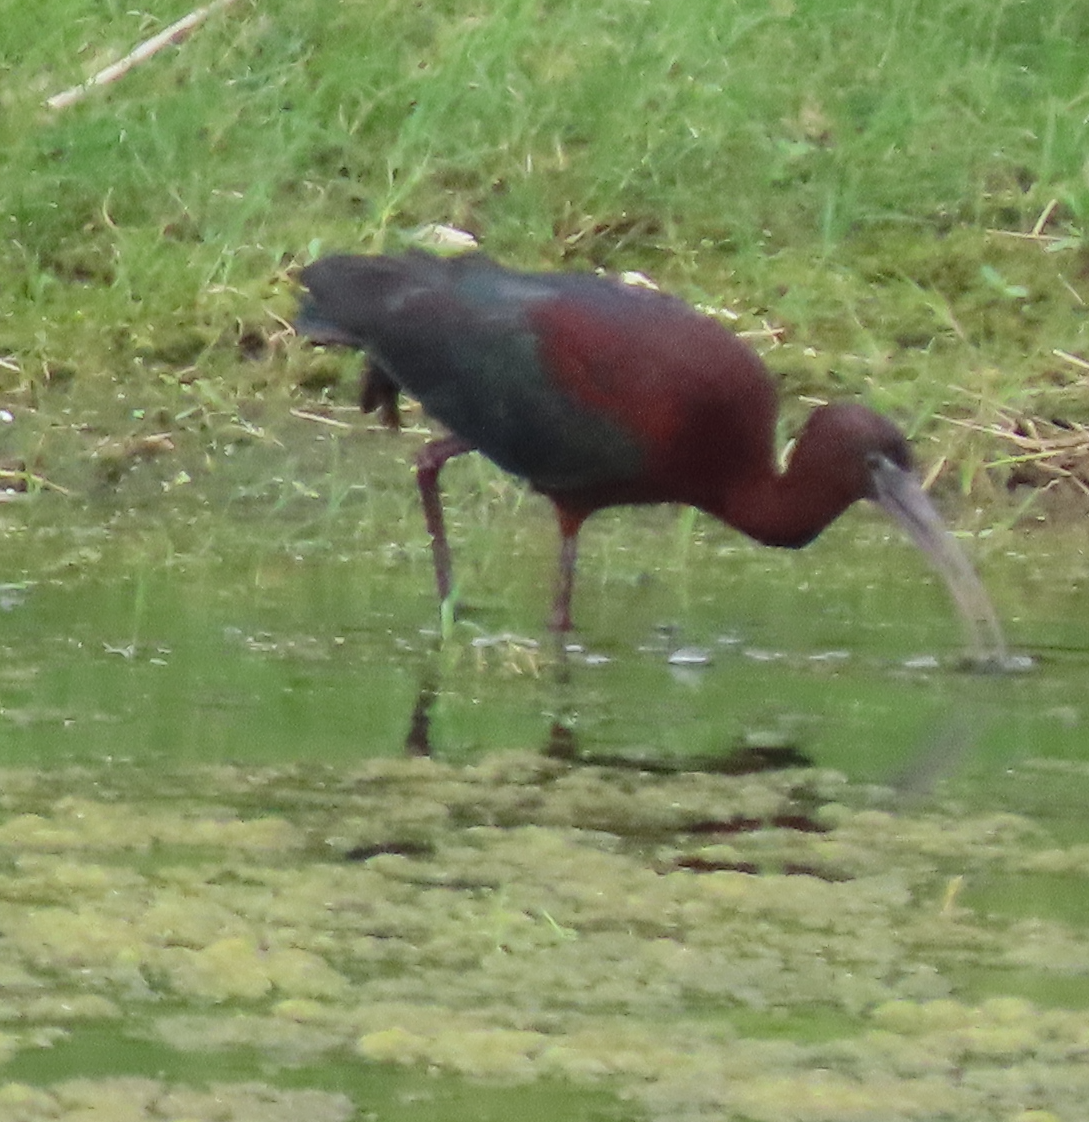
[415,435,474,609]
[549,508,586,634]
[546,508,587,739]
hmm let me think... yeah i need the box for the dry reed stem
[951,410,1089,493]
[46,0,240,110]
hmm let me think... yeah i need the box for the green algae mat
[0,751,1086,1121]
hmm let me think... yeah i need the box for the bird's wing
[522,285,779,504]
[298,255,775,500]
[300,255,645,491]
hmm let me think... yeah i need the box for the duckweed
[0,1078,353,1122]
[0,753,1086,1120]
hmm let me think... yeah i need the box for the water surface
[0,438,1087,1121]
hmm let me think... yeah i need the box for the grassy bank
[1,0,1088,513]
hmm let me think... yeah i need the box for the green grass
[1,0,1088,510]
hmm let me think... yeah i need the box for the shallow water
[2,482,1085,778]
[1,438,1088,1121]
[2,516,1086,802]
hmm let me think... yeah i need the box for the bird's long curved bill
[871,458,1007,666]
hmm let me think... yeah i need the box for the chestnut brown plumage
[297,250,1004,659]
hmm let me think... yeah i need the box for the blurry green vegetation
[0,0,1087,510]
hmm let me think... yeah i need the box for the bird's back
[298,252,778,507]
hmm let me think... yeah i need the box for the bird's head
[792,402,914,506]
[797,402,1005,665]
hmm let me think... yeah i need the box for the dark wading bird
[297,250,1006,663]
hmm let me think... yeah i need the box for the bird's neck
[710,465,859,549]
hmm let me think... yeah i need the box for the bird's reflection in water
[403,668,439,757]
[401,631,574,758]
[887,708,987,802]
[401,635,821,780]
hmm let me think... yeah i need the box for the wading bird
[297,250,1005,660]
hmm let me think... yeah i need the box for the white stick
[46,0,240,110]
